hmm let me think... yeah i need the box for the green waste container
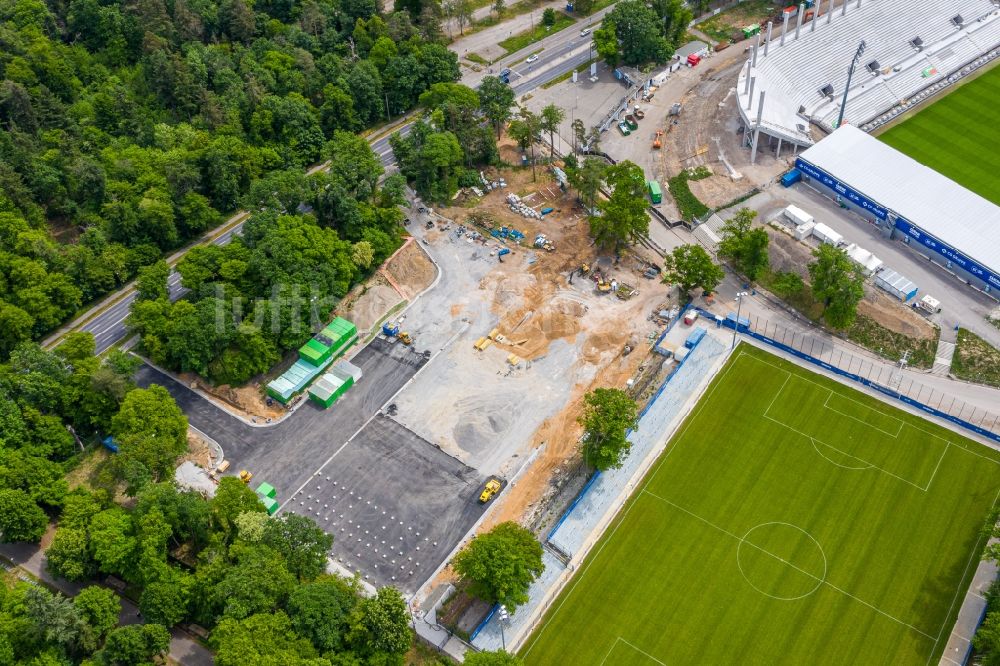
[256,482,276,499]
[261,496,279,515]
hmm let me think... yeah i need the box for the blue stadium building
[795,125,1000,296]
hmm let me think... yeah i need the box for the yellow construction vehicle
[479,478,502,504]
[239,470,253,484]
[578,262,591,277]
[399,332,412,345]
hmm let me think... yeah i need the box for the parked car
[526,53,539,63]
[580,27,591,36]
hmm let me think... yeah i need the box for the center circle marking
[736,521,827,601]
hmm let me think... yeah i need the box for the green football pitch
[879,63,1000,205]
[521,345,1000,665]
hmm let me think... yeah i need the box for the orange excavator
[653,130,663,149]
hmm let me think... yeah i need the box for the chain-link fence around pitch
[708,311,1000,443]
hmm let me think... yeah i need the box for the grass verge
[696,0,778,42]
[541,57,596,88]
[499,12,576,54]
[952,328,1000,388]
[845,314,938,369]
[667,170,710,221]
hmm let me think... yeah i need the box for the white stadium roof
[736,0,1000,145]
[798,125,1000,279]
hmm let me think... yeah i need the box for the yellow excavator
[239,470,253,484]
[399,332,412,345]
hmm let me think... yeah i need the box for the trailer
[875,269,918,302]
[685,326,707,348]
[782,205,814,227]
[725,313,751,331]
[916,294,941,314]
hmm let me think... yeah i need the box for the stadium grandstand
[735,0,1000,161]
[795,125,1000,295]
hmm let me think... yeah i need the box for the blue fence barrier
[544,333,706,544]
[713,315,1000,445]
[469,603,499,641]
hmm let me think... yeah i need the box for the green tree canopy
[73,586,121,643]
[96,623,170,666]
[579,387,639,471]
[718,208,769,281]
[606,1,672,66]
[262,513,334,581]
[287,577,358,653]
[591,161,649,252]
[478,76,516,139]
[347,586,413,660]
[0,488,48,542]
[663,244,725,294]
[808,244,865,329]
[213,611,322,666]
[452,522,544,612]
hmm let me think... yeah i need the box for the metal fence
[709,311,1000,442]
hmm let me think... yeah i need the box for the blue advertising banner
[894,218,1000,290]
[794,157,999,291]
[794,158,888,220]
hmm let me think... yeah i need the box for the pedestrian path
[932,340,956,377]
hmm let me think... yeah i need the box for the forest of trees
[128,131,408,385]
[0,329,413,664]
[0,0,459,358]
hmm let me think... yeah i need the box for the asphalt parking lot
[289,414,484,591]
[136,336,487,593]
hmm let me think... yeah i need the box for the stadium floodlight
[836,40,867,129]
[732,292,749,349]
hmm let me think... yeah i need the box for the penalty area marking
[810,437,875,470]
[599,637,667,666]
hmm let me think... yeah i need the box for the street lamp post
[732,291,749,349]
[497,605,509,651]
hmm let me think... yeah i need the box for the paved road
[0,540,213,666]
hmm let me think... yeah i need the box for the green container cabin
[647,180,663,204]
[255,482,276,499]
[261,496,279,516]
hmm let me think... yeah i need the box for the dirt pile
[385,239,436,298]
[858,289,937,340]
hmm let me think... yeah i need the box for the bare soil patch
[857,289,936,340]
[385,239,437,299]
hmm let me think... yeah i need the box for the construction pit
[392,167,677,527]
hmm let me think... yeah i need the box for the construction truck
[479,477,502,504]
[239,470,253,484]
[653,130,663,149]
[399,332,413,345]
